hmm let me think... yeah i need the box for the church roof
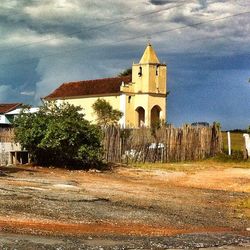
[44,75,132,99]
[0,103,22,114]
[139,43,160,64]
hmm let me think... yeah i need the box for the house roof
[44,75,132,99]
[0,103,22,114]
[6,107,40,115]
[0,115,11,124]
[139,43,160,64]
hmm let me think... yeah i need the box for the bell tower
[120,43,167,127]
[132,43,167,94]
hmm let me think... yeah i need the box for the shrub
[215,149,246,162]
[14,102,103,168]
[92,98,123,126]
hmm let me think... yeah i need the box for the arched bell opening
[151,105,162,126]
[135,106,145,127]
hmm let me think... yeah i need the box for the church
[44,44,167,127]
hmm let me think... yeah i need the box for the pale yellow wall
[132,63,167,94]
[53,91,166,128]
[55,95,120,123]
[121,93,166,127]
[148,95,166,124]
[156,65,167,94]
[124,94,135,127]
[148,64,167,94]
[132,63,150,93]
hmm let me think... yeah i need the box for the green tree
[92,98,123,126]
[14,102,102,168]
[118,68,132,76]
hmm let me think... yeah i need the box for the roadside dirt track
[0,163,249,249]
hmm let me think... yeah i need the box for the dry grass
[241,198,250,209]
[235,198,250,219]
[132,159,250,172]
[222,132,245,151]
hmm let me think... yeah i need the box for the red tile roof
[44,75,132,99]
[0,103,22,114]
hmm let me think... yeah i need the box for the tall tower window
[156,65,159,76]
[128,96,131,103]
[138,66,142,77]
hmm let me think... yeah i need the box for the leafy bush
[14,102,103,168]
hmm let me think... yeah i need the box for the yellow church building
[44,44,167,127]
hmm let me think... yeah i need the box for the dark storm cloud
[0,0,250,128]
[149,0,173,5]
[168,66,250,129]
[0,7,98,42]
[166,53,250,72]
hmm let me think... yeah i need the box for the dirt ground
[0,162,249,249]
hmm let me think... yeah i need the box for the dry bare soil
[0,162,249,249]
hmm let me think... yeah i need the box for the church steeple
[132,43,166,94]
[139,43,160,64]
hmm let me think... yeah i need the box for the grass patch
[130,159,250,172]
[207,157,250,167]
[235,198,250,219]
[240,198,250,209]
[222,132,245,151]
[132,161,223,173]
[220,132,249,162]
[213,152,247,162]
[131,162,209,172]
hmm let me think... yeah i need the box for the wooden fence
[0,125,222,164]
[102,124,222,163]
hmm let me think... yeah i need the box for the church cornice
[133,63,166,66]
[121,91,167,97]
[45,92,121,100]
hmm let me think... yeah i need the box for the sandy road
[0,163,249,249]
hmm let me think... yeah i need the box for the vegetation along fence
[0,125,222,165]
[102,124,222,163]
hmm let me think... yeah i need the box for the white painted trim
[119,94,126,128]
[0,115,11,124]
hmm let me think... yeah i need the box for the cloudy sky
[0,0,249,129]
